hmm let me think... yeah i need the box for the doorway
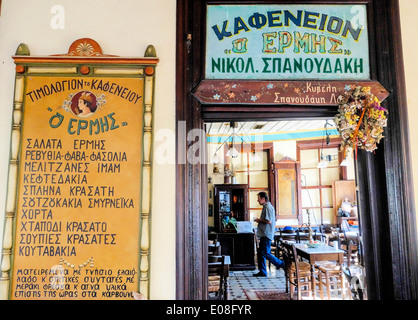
[206,119,364,300]
[176,0,418,300]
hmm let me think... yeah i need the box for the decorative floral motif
[66,39,103,56]
[335,86,388,155]
[95,93,106,108]
[60,257,94,270]
[76,42,95,56]
[213,94,221,100]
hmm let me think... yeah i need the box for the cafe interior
[206,119,364,300]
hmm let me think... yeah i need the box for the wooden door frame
[176,0,418,299]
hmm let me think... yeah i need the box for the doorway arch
[176,0,418,300]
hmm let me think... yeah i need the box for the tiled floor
[209,258,364,300]
[227,266,287,300]
[225,264,363,300]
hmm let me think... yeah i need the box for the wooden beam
[194,80,389,106]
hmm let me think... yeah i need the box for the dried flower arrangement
[335,86,388,158]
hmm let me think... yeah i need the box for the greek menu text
[12,76,144,299]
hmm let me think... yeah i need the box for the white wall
[0,0,176,299]
[399,0,418,237]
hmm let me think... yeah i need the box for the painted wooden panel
[194,79,389,106]
[0,39,158,300]
[206,5,370,80]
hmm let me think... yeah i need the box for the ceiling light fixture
[317,120,337,169]
[213,122,249,159]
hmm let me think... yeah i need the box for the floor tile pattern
[209,258,363,300]
[227,267,286,300]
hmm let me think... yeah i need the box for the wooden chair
[315,256,349,300]
[208,240,221,256]
[328,227,341,245]
[278,228,297,242]
[208,255,226,300]
[280,242,293,294]
[313,225,327,242]
[346,240,359,267]
[282,242,321,300]
[296,227,310,243]
[356,235,364,267]
[339,221,351,250]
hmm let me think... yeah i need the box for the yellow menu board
[11,76,144,299]
[0,39,158,300]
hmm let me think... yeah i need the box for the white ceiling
[205,119,336,136]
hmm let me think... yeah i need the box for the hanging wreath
[334,86,388,158]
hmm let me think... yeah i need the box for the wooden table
[294,244,345,299]
[295,244,344,264]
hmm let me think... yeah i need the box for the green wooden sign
[206,4,369,80]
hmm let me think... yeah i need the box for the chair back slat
[208,255,225,299]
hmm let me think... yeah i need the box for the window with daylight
[296,139,353,225]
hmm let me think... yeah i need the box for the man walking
[254,192,285,277]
